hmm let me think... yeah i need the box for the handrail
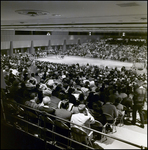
[2,99,147,149]
[4,113,94,149]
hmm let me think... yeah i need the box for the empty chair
[103,113,117,133]
[16,105,27,130]
[25,108,40,135]
[91,120,107,143]
[4,102,18,125]
[54,120,71,148]
[116,111,125,127]
[39,115,54,141]
[71,125,93,149]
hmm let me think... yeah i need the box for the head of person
[42,96,51,106]
[114,97,122,106]
[78,104,87,115]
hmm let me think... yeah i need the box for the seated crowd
[48,39,147,63]
[1,45,147,141]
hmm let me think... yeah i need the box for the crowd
[1,50,147,139]
[1,38,147,141]
[50,39,147,63]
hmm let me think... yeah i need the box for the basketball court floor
[36,55,147,149]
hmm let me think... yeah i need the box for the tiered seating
[1,98,147,149]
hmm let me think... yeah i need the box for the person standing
[132,81,147,128]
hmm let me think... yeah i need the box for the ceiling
[1,1,147,32]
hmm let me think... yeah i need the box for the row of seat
[2,100,123,149]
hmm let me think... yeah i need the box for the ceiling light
[15,10,49,17]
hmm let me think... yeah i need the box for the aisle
[95,124,147,149]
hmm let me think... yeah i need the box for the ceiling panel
[1,1,147,32]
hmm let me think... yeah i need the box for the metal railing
[1,98,147,149]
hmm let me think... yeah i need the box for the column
[63,39,66,52]
[27,48,30,53]
[10,41,13,56]
[48,40,51,49]
[30,41,34,54]
[21,48,24,53]
[7,50,9,56]
[78,38,81,45]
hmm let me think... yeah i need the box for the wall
[1,30,103,50]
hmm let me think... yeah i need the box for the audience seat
[116,111,125,127]
[39,115,54,141]
[54,120,71,148]
[91,120,107,143]
[71,126,93,148]
[103,113,117,133]
[25,109,40,135]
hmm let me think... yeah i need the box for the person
[47,91,61,109]
[102,97,118,132]
[54,99,72,126]
[58,99,74,112]
[29,73,37,86]
[114,97,125,125]
[38,96,55,115]
[102,97,118,120]
[132,81,147,128]
[71,104,95,135]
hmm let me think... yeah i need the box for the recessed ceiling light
[15,10,49,17]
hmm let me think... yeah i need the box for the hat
[78,104,86,112]
[43,96,51,105]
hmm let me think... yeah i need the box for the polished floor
[36,55,134,70]
[36,55,147,149]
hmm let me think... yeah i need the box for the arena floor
[36,55,134,70]
[36,55,147,149]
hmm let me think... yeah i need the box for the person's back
[49,95,61,109]
[102,102,118,120]
[135,85,146,105]
[54,108,72,121]
[71,104,95,134]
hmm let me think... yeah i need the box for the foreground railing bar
[4,115,94,149]
[4,100,147,149]
[4,113,94,149]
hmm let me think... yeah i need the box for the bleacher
[1,98,147,149]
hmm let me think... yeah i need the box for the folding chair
[103,113,117,133]
[39,115,54,141]
[54,120,71,148]
[92,120,107,143]
[25,109,40,135]
[116,111,125,127]
[71,126,93,149]
[4,102,18,125]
